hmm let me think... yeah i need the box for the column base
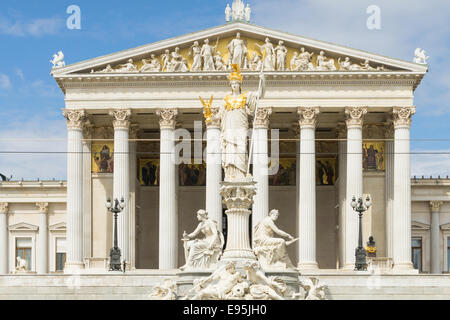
[64,261,85,273]
[341,263,356,271]
[392,261,418,274]
[297,261,319,271]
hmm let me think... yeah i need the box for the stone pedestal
[219,180,257,265]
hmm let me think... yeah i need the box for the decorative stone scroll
[298,107,320,128]
[392,106,416,128]
[156,108,178,130]
[254,107,272,129]
[109,109,131,129]
[345,107,367,128]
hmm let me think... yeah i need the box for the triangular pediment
[49,222,66,232]
[8,222,39,232]
[51,22,428,77]
[412,220,430,230]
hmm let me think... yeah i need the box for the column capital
[157,108,178,130]
[36,202,49,214]
[345,107,367,128]
[205,108,221,129]
[0,202,8,214]
[392,106,416,129]
[109,109,132,129]
[63,109,86,130]
[298,107,320,128]
[430,201,443,213]
[254,107,272,129]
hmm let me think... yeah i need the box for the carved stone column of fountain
[219,180,257,264]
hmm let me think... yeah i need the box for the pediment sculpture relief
[89,33,392,74]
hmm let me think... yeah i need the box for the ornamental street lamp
[106,197,125,271]
[351,195,372,271]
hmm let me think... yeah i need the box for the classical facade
[1,1,449,300]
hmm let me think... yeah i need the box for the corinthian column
[109,109,132,264]
[336,124,347,268]
[205,109,223,231]
[430,201,443,274]
[385,123,395,260]
[63,109,86,271]
[252,107,272,233]
[157,108,178,269]
[0,203,8,274]
[129,124,139,269]
[297,107,320,270]
[392,106,416,271]
[36,202,49,274]
[344,107,367,268]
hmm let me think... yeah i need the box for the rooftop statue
[414,48,429,64]
[225,4,232,22]
[232,0,245,21]
[50,51,65,69]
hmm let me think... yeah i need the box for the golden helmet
[228,64,243,83]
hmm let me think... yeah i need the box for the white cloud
[26,18,63,36]
[0,15,63,37]
[0,74,11,89]
[0,115,67,180]
[411,150,450,177]
[15,68,24,80]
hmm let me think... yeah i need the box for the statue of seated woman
[180,209,224,270]
[253,209,296,269]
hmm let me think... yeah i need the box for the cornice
[55,71,424,93]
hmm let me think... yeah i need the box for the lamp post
[106,197,125,271]
[351,195,372,271]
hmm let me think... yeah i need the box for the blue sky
[0,0,449,180]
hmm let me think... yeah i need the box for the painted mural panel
[140,159,160,186]
[363,141,385,171]
[92,143,114,173]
